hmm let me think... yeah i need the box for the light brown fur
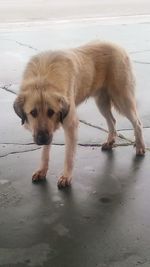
[14,41,145,188]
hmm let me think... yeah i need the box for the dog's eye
[30,109,38,118]
[47,108,54,118]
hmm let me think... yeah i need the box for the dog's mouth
[34,131,53,146]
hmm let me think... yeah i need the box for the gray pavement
[0,6,150,267]
[0,0,150,23]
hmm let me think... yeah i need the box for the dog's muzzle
[35,131,53,145]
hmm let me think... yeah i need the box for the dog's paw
[57,175,71,189]
[135,142,145,156]
[136,147,145,156]
[32,169,47,183]
[101,141,114,151]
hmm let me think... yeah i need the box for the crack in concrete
[0,147,41,158]
[117,126,150,131]
[0,142,132,147]
[0,142,34,145]
[0,143,133,158]
[79,119,134,144]
[1,142,149,158]
[130,49,150,54]
[0,37,38,52]
[1,142,149,149]
[79,119,108,132]
[15,41,38,51]
[0,84,17,95]
[133,60,150,65]
[117,133,134,143]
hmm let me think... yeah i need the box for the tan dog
[13,41,145,188]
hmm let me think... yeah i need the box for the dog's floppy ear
[13,95,27,125]
[59,96,70,123]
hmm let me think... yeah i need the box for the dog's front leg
[32,145,50,182]
[58,117,78,188]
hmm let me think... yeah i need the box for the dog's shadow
[94,150,145,204]
[57,149,145,228]
[33,149,145,217]
[30,149,145,265]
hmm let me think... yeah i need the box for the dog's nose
[35,131,52,145]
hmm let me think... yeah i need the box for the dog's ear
[13,95,27,125]
[59,96,70,123]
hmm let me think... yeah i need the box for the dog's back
[22,41,135,106]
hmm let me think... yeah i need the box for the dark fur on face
[13,96,27,125]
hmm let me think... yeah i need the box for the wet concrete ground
[0,13,150,267]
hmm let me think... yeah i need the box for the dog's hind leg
[32,145,50,182]
[112,94,145,156]
[95,90,117,150]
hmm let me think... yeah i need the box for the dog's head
[13,79,70,145]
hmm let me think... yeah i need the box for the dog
[13,41,145,188]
